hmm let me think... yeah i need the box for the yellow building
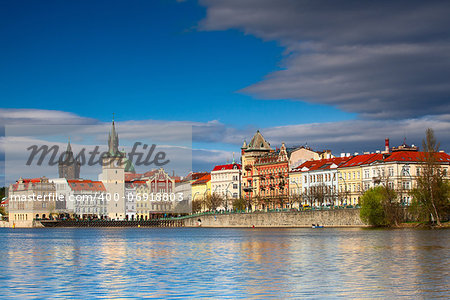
[338,153,382,205]
[288,169,303,209]
[191,174,211,211]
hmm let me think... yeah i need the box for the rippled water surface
[0,228,449,299]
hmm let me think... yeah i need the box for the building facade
[241,131,290,210]
[135,168,176,219]
[67,179,107,218]
[8,177,57,227]
[211,161,241,210]
[191,173,211,211]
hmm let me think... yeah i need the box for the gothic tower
[58,139,80,179]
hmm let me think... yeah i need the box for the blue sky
[1,0,450,184]
[0,0,353,127]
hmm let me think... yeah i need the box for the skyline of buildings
[4,119,450,227]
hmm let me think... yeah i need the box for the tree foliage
[232,197,246,211]
[410,128,450,225]
[360,186,388,226]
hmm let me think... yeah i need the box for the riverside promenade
[28,208,366,228]
[4,209,367,228]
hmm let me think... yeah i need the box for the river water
[0,228,448,299]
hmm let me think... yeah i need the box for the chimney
[385,138,390,153]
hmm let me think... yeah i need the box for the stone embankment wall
[6,220,44,228]
[183,209,367,228]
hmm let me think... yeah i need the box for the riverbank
[395,221,450,229]
[183,209,367,228]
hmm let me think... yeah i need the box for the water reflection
[0,228,448,299]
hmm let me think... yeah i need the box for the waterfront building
[8,177,56,227]
[125,180,146,220]
[292,156,352,207]
[338,153,383,205]
[211,160,241,211]
[241,131,290,210]
[174,177,192,205]
[288,146,322,170]
[191,173,211,211]
[50,177,72,213]
[135,168,176,220]
[175,172,209,213]
[288,166,307,209]
[67,179,107,218]
[253,143,289,210]
[362,151,450,205]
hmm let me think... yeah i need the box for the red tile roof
[293,157,352,172]
[10,178,49,191]
[192,172,209,181]
[212,163,241,171]
[125,173,143,181]
[67,180,106,192]
[383,151,450,163]
[192,174,211,185]
[340,153,383,168]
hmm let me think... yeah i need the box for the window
[401,167,410,177]
[389,168,394,177]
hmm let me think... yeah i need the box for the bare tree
[411,128,449,226]
[205,194,223,211]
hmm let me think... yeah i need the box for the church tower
[101,116,126,220]
[58,139,80,179]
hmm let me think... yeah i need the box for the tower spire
[108,114,119,155]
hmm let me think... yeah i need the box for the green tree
[0,187,5,200]
[360,186,388,226]
[410,128,450,226]
[0,187,6,217]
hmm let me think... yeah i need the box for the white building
[66,179,107,218]
[211,161,241,210]
[50,178,72,213]
[293,156,351,207]
[125,180,146,220]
